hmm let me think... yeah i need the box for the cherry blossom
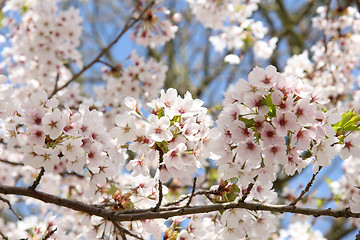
[2,1,360,239]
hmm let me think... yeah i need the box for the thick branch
[1,185,360,223]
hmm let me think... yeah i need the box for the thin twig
[53,73,60,94]
[0,231,9,240]
[356,229,360,240]
[112,221,144,240]
[163,189,221,207]
[41,228,57,240]
[29,167,45,191]
[290,166,322,206]
[153,180,163,211]
[153,144,164,211]
[239,175,258,202]
[0,159,83,178]
[0,0,6,11]
[49,0,156,98]
[0,159,24,166]
[97,59,117,70]
[0,195,22,220]
[344,122,360,138]
[186,177,197,207]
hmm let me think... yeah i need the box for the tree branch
[41,228,57,240]
[153,144,164,211]
[112,221,144,240]
[1,185,360,223]
[0,231,9,240]
[0,195,22,220]
[186,177,197,207]
[29,167,45,191]
[49,0,156,98]
[239,175,258,202]
[0,159,23,166]
[164,189,221,207]
[290,166,322,206]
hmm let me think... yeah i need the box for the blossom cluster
[1,0,83,96]
[111,88,215,182]
[188,0,278,63]
[285,6,360,110]
[0,84,125,198]
[131,0,178,47]
[214,65,340,180]
[284,6,360,224]
[94,50,168,127]
[2,1,360,239]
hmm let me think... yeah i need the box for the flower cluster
[277,221,326,240]
[206,65,347,239]
[94,50,168,127]
[188,0,277,63]
[111,88,215,182]
[3,1,360,239]
[285,6,360,110]
[131,0,178,48]
[1,87,125,197]
[1,0,82,94]
[214,66,340,183]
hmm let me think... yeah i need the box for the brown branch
[1,185,360,223]
[290,166,322,206]
[0,159,23,166]
[112,221,144,240]
[29,167,45,191]
[164,189,221,207]
[0,159,84,179]
[0,0,6,10]
[49,0,156,98]
[0,231,9,240]
[239,175,258,202]
[153,144,164,211]
[41,228,57,240]
[53,73,60,94]
[186,177,197,207]
[0,195,22,220]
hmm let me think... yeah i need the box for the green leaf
[324,176,332,186]
[261,94,276,118]
[0,12,5,28]
[301,150,313,160]
[339,111,354,126]
[22,5,28,14]
[316,199,324,208]
[238,116,256,128]
[332,110,360,134]
[108,183,119,195]
[157,107,165,118]
[343,124,360,132]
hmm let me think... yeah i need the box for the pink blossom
[42,108,66,139]
[273,111,298,136]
